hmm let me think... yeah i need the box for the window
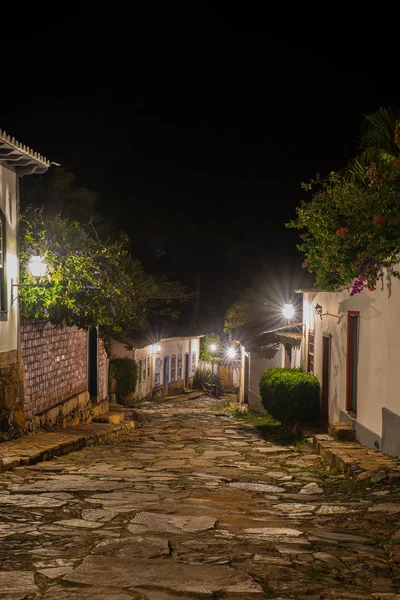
[177,354,182,379]
[346,312,360,415]
[154,357,161,386]
[308,330,315,373]
[170,355,176,381]
[143,359,146,381]
[0,210,6,313]
[147,357,150,378]
[191,351,196,375]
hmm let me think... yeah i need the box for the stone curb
[0,421,135,474]
[308,433,400,482]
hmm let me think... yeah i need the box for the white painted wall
[247,346,284,412]
[302,274,400,450]
[133,337,201,399]
[0,164,18,353]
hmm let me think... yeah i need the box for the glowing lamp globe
[154,343,161,353]
[227,347,236,359]
[28,255,48,278]
[282,303,295,320]
[210,344,217,353]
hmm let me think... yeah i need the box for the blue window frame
[171,355,176,381]
[191,351,196,375]
[154,357,161,386]
[177,354,182,379]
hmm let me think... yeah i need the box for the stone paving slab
[0,420,135,473]
[0,393,399,598]
[311,433,400,480]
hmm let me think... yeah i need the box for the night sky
[1,18,398,334]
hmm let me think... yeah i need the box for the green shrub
[109,358,138,403]
[259,367,320,425]
[194,366,222,394]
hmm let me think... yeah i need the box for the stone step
[329,422,356,441]
[92,411,124,425]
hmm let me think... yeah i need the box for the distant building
[111,335,202,400]
[297,280,400,459]
[0,130,50,439]
[233,318,302,412]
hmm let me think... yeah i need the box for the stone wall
[0,350,25,441]
[21,319,88,419]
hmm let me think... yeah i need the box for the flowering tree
[20,208,191,337]
[288,109,400,295]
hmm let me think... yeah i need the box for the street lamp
[227,347,236,360]
[11,254,49,305]
[27,255,48,278]
[282,303,295,320]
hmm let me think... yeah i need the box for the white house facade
[112,336,201,400]
[299,277,400,458]
[234,321,302,412]
[0,130,50,439]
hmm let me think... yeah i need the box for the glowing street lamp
[210,344,217,353]
[227,347,237,360]
[28,255,48,279]
[282,303,295,320]
[11,254,49,305]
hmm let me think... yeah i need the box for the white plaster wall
[135,346,152,399]
[0,164,18,353]
[302,276,400,441]
[247,346,284,412]
[111,340,135,360]
[134,337,201,398]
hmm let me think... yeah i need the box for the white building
[0,130,50,438]
[112,335,201,400]
[234,320,302,411]
[298,278,400,458]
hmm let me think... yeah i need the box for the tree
[223,296,253,339]
[19,208,191,338]
[288,108,400,294]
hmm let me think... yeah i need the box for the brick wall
[21,319,88,419]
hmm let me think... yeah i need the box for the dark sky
[1,17,399,333]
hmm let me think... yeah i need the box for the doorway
[244,354,249,404]
[184,353,189,387]
[163,356,169,392]
[346,311,360,415]
[321,334,330,422]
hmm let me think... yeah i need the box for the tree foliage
[224,296,253,337]
[200,333,223,361]
[19,208,191,337]
[288,108,400,293]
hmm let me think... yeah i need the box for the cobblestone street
[1,394,400,600]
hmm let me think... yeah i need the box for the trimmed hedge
[259,367,320,424]
[109,358,138,403]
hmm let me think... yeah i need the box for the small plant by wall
[109,358,138,404]
[259,367,320,425]
[194,366,222,394]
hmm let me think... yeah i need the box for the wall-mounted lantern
[11,254,48,305]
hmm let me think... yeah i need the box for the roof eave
[0,129,53,175]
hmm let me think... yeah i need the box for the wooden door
[346,311,359,415]
[321,335,330,422]
[244,354,249,404]
[219,365,233,390]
